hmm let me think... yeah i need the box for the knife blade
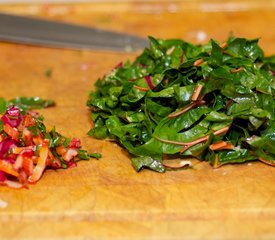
[0,12,149,52]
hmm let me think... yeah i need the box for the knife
[0,12,149,52]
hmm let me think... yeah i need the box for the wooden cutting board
[0,2,275,239]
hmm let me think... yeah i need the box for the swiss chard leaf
[0,96,55,113]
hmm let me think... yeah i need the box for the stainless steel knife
[0,12,148,52]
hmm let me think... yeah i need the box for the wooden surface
[0,1,275,239]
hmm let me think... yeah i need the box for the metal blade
[0,12,149,52]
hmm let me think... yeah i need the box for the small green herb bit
[9,97,55,111]
[0,98,7,114]
[87,36,275,172]
[0,96,55,113]
[44,68,53,78]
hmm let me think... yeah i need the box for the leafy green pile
[87,36,275,172]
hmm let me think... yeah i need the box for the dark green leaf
[9,97,55,111]
[0,98,7,114]
[131,156,165,172]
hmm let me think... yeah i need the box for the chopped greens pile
[87,36,275,172]
[0,97,100,188]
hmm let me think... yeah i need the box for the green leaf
[0,97,7,114]
[9,97,55,111]
[131,156,165,172]
[208,39,223,66]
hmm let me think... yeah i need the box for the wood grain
[0,2,275,239]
